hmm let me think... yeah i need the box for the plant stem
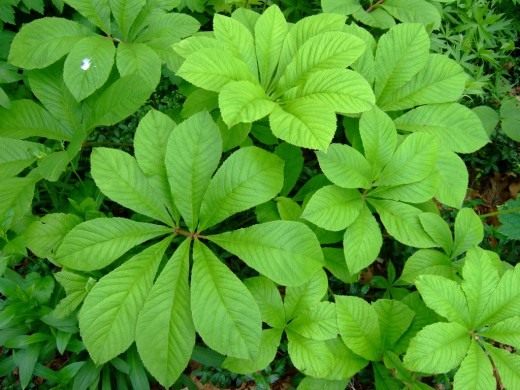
[174,227,207,240]
[480,206,520,218]
[367,0,385,12]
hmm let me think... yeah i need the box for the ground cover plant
[0,0,519,389]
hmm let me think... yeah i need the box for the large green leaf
[324,337,368,380]
[399,249,454,284]
[336,295,382,361]
[435,149,468,208]
[0,137,46,178]
[287,330,334,378]
[373,299,414,350]
[453,341,494,390]
[482,264,520,324]
[109,0,145,39]
[208,221,323,286]
[191,241,262,359]
[8,17,91,69]
[219,81,275,128]
[377,132,438,186]
[91,148,172,225]
[244,276,285,328]
[485,345,520,390]
[378,54,466,111]
[370,174,438,204]
[269,99,337,150]
[136,240,194,388]
[416,274,470,325]
[79,239,169,364]
[403,322,470,374]
[343,206,382,274]
[116,42,161,89]
[287,302,337,341]
[254,5,287,88]
[374,23,429,101]
[500,97,520,142]
[394,103,489,153]
[63,36,115,101]
[321,0,361,14]
[481,316,520,350]
[452,208,483,258]
[293,69,375,114]
[198,147,284,230]
[381,0,441,28]
[284,270,328,320]
[0,177,36,231]
[56,218,171,271]
[64,0,111,33]
[0,100,71,141]
[165,111,222,231]
[302,185,363,231]
[317,144,372,188]
[177,48,255,92]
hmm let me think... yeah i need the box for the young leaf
[254,5,287,88]
[91,148,172,225]
[415,275,470,325]
[8,17,92,69]
[109,0,145,39]
[343,206,383,274]
[116,42,161,89]
[198,147,284,230]
[244,276,285,328]
[222,328,282,374]
[284,270,328,320]
[452,208,484,258]
[374,23,429,101]
[219,80,275,128]
[136,239,195,388]
[336,295,382,361]
[191,241,262,359]
[302,185,363,231]
[403,322,470,374]
[394,103,489,154]
[317,144,373,189]
[485,345,520,390]
[165,111,222,231]
[208,221,323,287]
[79,239,170,364]
[56,218,171,271]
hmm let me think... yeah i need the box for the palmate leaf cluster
[0,2,519,390]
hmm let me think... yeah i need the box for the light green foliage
[176,6,375,149]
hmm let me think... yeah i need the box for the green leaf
[302,185,363,231]
[25,213,82,259]
[244,276,285,328]
[321,0,361,14]
[369,174,438,204]
[275,142,304,196]
[91,148,172,225]
[294,69,375,114]
[473,106,499,136]
[109,0,145,39]
[0,88,9,109]
[369,199,436,248]
[0,177,36,232]
[336,295,382,361]
[63,0,111,33]
[317,144,372,188]
[208,221,323,286]
[284,269,328,320]
[452,208,483,258]
[324,337,368,380]
[418,213,453,254]
[482,264,520,324]
[177,48,255,92]
[500,97,520,141]
[116,42,161,89]
[381,0,441,28]
[377,132,438,186]
[462,248,500,327]
[269,99,337,150]
[373,299,414,350]
[79,239,169,364]
[63,36,115,102]
[279,31,365,90]
[298,377,348,390]
[353,8,395,30]
[359,107,397,173]
[374,23,429,101]
[222,328,282,374]
[191,241,262,359]
[219,81,275,128]
[0,99,71,141]
[394,103,489,154]
[0,137,47,178]
[485,344,520,390]
[8,17,91,69]
[198,147,284,230]
[287,330,333,378]
[56,218,171,271]
[435,149,468,208]
[378,54,466,111]
[254,5,287,88]
[403,322,470,374]
[498,198,520,240]
[453,341,494,390]
[482,317,520,350]
[14,345,40,390]
[287,302,337,341]
[415,275,469,325]
[136,240,194,388]
[399,249,455,284]
[343,206,383,274]
[166,111,222,230]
